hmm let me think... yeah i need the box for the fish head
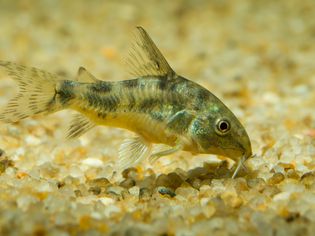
[190,103,252,161]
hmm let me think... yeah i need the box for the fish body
[0,27,252,177]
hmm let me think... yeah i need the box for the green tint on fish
[0,27,252,177]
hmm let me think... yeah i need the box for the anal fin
[67,114,96,139]
[118,136,152,171]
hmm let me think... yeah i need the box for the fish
[0,26,252,177]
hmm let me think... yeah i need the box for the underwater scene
[0,0,315,235]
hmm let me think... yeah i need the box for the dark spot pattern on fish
[85,93,97,107]
[123,79,139,88]
[150,111,164,121]
[85,93,120,112]
[90,82,112,93]
[58,81,75,105]
[105,95,120,111]
[139,98,160,112]
[97,111,107,119]
[167,78,186,93]
[127,93,136,110]
[195,89,210,107]
[155,77,167,90]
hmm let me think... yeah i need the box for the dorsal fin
[75,67,98,83]
[125,26,175,78]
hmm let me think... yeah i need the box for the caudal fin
[0,61,63,123]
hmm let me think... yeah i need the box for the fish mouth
[203,145,254,178]
[220,146,248,161]
[235,137,253,160]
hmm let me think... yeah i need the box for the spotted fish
[0,27,252,177]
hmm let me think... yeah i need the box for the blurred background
[1,0,314,86]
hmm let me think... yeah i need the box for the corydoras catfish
[0,27,252,177]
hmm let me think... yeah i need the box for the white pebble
[273,192,291,202]
[81,158,104,167]
[129,186,140,196]
[25,135,41,145]
[99,197,115,206]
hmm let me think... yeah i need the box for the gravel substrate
[0,0,315,235]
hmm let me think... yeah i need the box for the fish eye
[215,119,231,135]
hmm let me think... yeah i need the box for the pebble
[155,172,183,190]
[273,192,291,202]
[139,187,152,201]
[268,173,285,184]
[189,178,202,190]
[157,186,176,198]
[128,186,140,196]
[119,178,136,189]
[39,162,59,178]
[87,177,110,188]
[174,168,188,180]
[167,172,184,188]
[221,191,243,208]
[88,186,101,195]
[187,167,209,180]
[138,174,155,189]
[122,167,139,180]
[155,174,170,187]
[263,185,281,198]
[99,197,115,206]
[301,171,315,186]
[74,189,83,197]
[81,158,104,168]
[0,148,5,157]
[286,169,300,179]
[247,178,266,192]
[106,186,125,196]
[175,186,199,199]
[0,157,14,174]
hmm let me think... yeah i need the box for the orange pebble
[16,172,28,179]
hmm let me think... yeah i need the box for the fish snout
[240,137,252,161]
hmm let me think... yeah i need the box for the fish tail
[0,61,69,123]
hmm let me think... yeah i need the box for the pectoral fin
[118,136,152,170]
[149,142,183,164]
[147,110,194,164]
[67,114,96,139]
[166,110,195,134]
